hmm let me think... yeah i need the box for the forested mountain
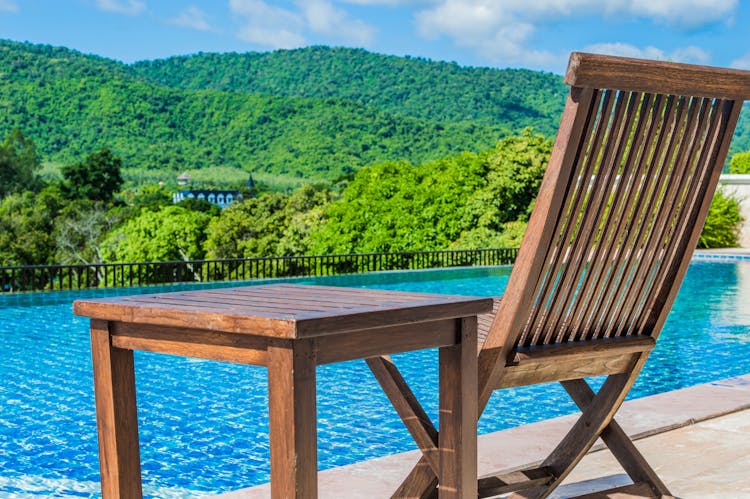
[0,41,512,182]
[131,46,567,135]
[2,39,748,187]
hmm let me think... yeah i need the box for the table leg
[268,340,318,499]
[438,317,478,498]
[90,320,143,499]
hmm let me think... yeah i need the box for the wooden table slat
[74,284,493,339]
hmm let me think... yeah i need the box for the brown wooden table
[74,283,492,498]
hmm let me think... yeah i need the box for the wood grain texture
[495,352,638,389]
[562,378,671,496]
[74,284,492,339]
[268,340,318,499]
[89,320,142,499]
[438,317,478,498]
[566,52,750,99]
[317,319,456,364]
[478,467,553,497]
[110,322,270,365]
[367,356,440,475]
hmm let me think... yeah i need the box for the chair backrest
[479,53,750,392]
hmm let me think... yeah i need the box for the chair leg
[366,356,440,498]
[561,378,672,496]
[391,459,439,498]
[514,360,647,499]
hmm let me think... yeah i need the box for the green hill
[0,41,531,183]
[2,40,747,186]
[131,46,567,135]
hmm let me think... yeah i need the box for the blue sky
[1,0,749,74]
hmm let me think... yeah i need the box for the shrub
[698,189,743,248]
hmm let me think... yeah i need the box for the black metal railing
[0,248,518,293]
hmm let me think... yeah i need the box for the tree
[62,148,124,202]
[0,186,63,265]
[204,184,331,259]
[54,202,121,265]
[101,205,213,263]
[308,132,551,254]
[0,128,41,198]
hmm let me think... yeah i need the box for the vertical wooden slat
[602,95,681,337]
[604,96,690,336]
[566,94,673,342]
[549,92,654,344]
[268,340,318,499]
[517,89,609,348]
[90,319,142,499]
[535,90,640,345]
[637,99,740,339]
[623,97,718,336]
[576,93,662,340]
[586,96,709,338]
[479,86,597,407]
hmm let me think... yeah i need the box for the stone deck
[217,374,750,498]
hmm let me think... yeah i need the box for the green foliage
[123,184,174,212]
[0,186,63,265]
[3,40,750,187]
[698,189,743,248]
[204,184,331,259]
[0,40,516,185]
[177,197,222,217]
[309,133,551,254]
[62,148,124,202]
[132,46,567,135]
[0,128,41,198]
[729,151,750,174]
[729,102,750,157]
[102,205,213,262]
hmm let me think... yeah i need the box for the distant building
[172,189,240,209]
[172,173,254,209]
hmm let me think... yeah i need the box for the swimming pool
[1,261,749,497]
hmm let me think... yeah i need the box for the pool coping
[216,373,750,498]
[692,248,750,261]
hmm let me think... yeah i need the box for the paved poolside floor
[217,374,750,498]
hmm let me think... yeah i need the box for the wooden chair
[367,52,750,498]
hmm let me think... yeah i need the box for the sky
[1,0,750,74]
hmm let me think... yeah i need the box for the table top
[74,284,493,339]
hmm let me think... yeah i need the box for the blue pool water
[1,261,749,497]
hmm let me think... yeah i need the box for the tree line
[0,130,743,270]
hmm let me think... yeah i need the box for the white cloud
[95,0,146,15]
[414,0,734,70]
[169,6,212,31]
[627,0,737,29]
[731,53,750,70]
[229,0,376,49]
[584,43,711,65]
[415,0,565,69]
[340,0,417,4]
[229,0,306,49]
[299,0,376,45]
[0,0,19,13]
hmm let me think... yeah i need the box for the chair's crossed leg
[367,354,673,499]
